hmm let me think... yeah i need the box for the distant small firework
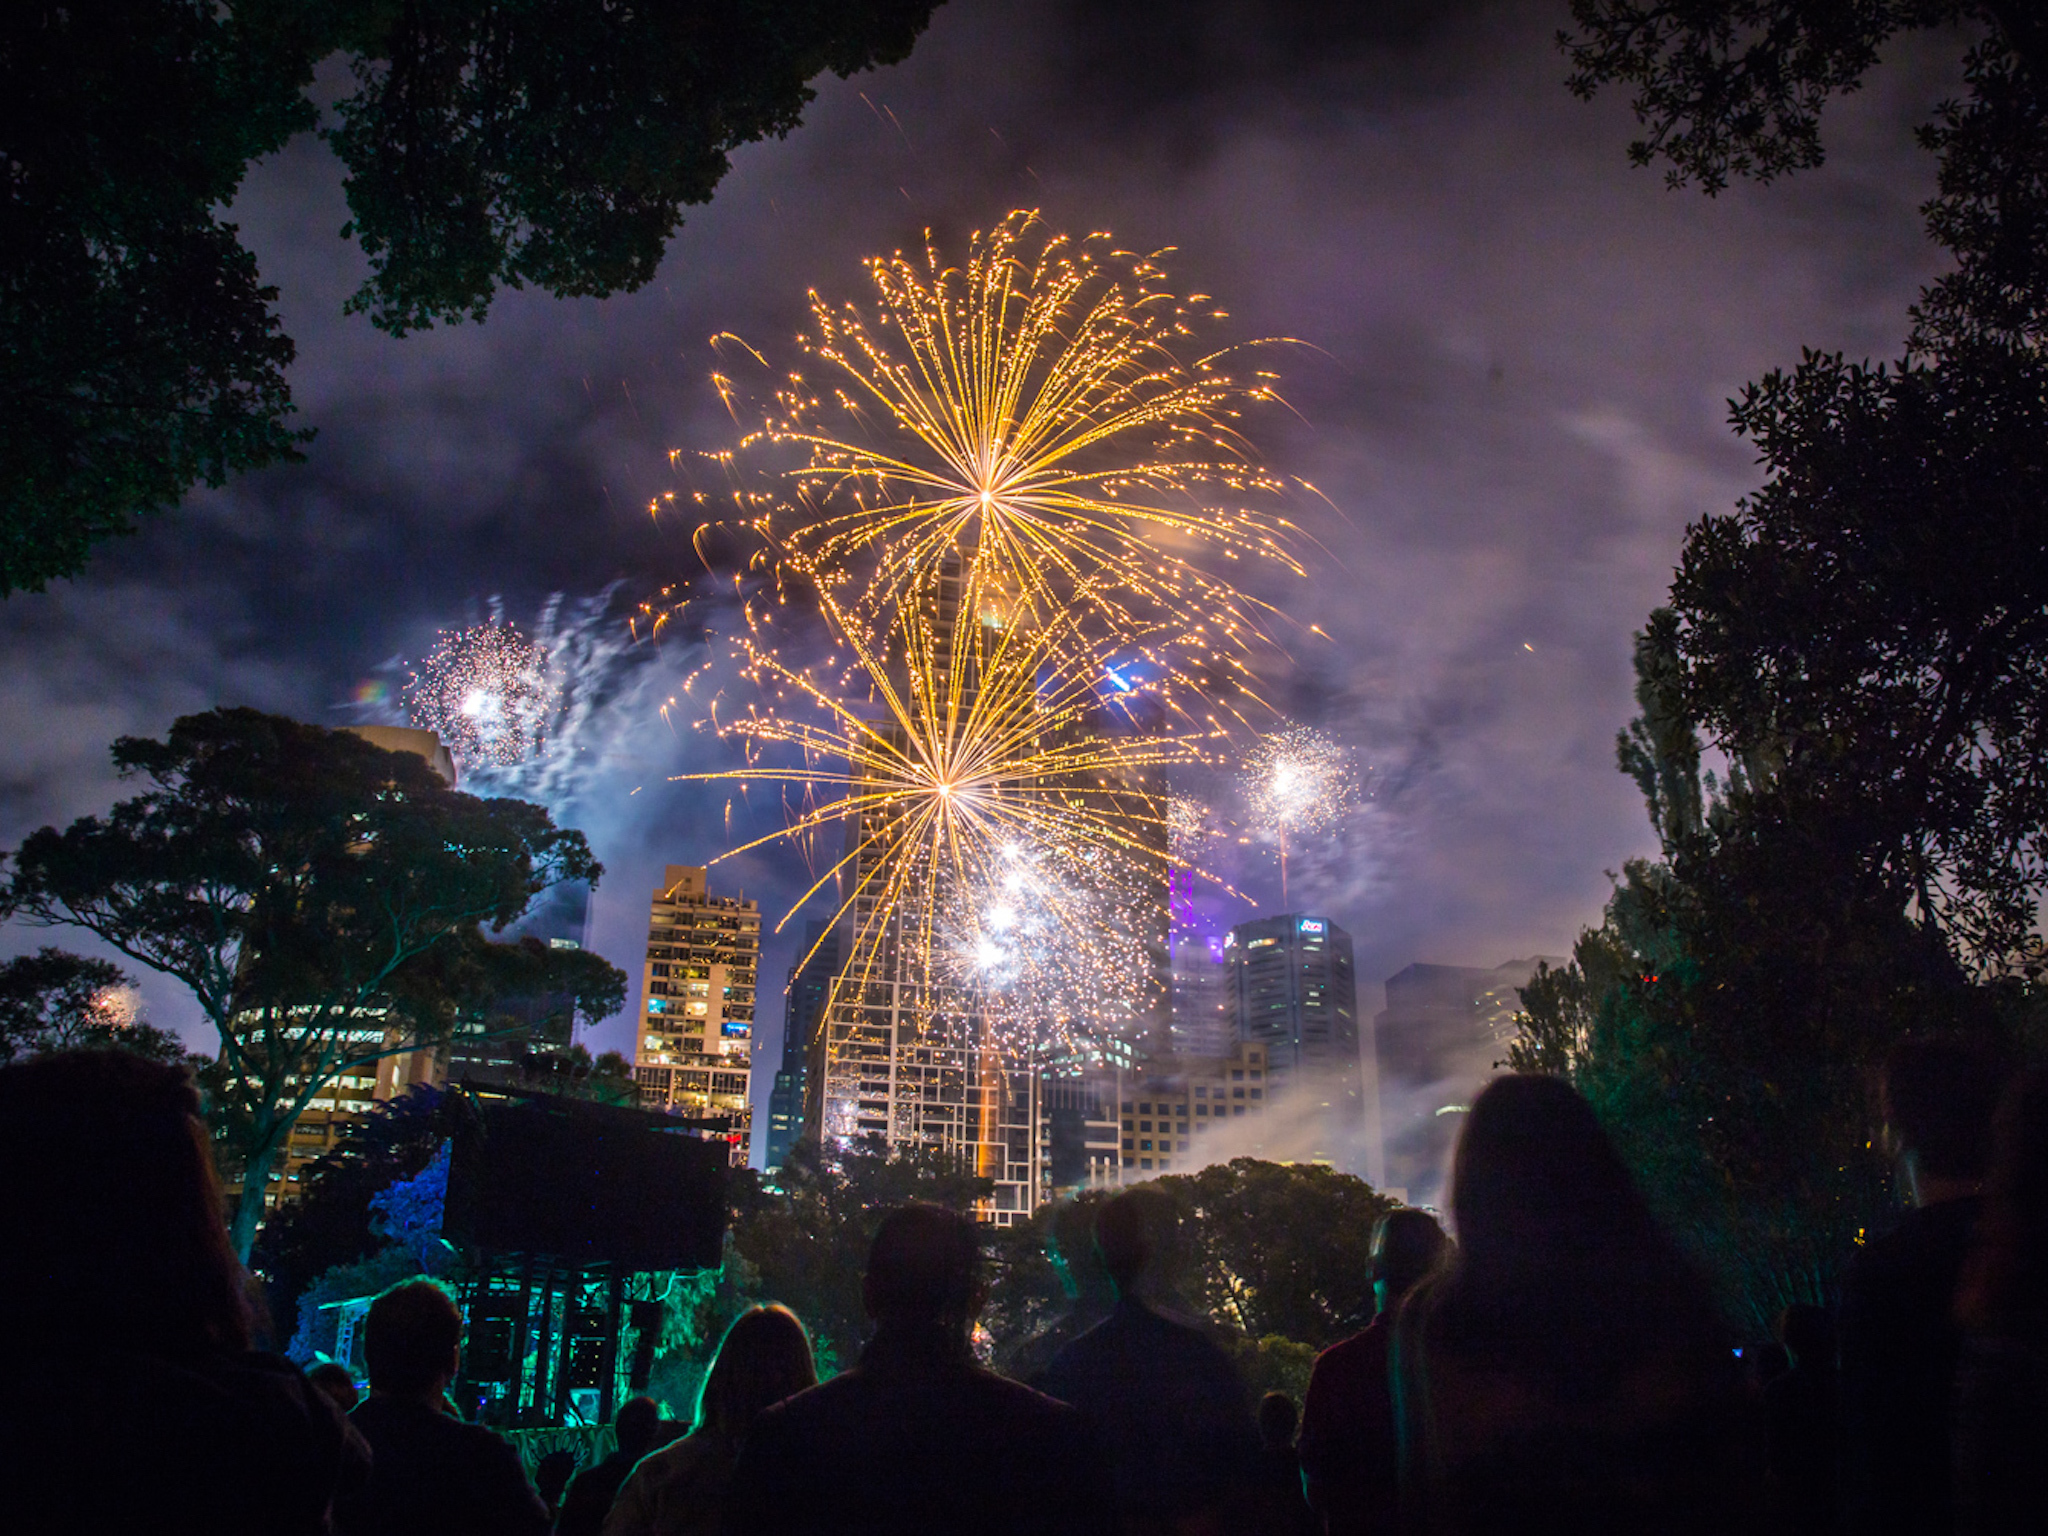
[1242,725,1359,901]
[1243,725,1357,835]
[404,620,559,767]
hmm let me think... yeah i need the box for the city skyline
[0,1,1945,1182]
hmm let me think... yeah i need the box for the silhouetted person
[0,1051,367,1536]
[607,1305,817,1536]
[309,1361,362,1414]
[555,1395,667,1536]
[1764,1304,1836,1534]
[1393,1074,1750,1535]
[1039,1188,1259,1535]
[723,1205,1113,1536]
[1839,1037,2005,1536]
[1011,1192,1119,1385]
[535,1449,580,1519]
[344,1278,550,1536]
[1952,1066,2048,1536]
[1251,1391,1316,1536]
[1299,1208,1448,1536]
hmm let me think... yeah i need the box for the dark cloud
[2,2,1952,1159]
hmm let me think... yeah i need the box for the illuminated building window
[1139,1140,1152,1151]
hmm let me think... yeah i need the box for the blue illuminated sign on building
[1299,919,1326,935]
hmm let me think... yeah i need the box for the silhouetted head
[307,1361,360,1413]
[1776,1304,1834,1369]
[1257,1390,1298,1451]
[534,1449,578,1505]
[1958,1066,2048,1334]
[0,1051,249,1357]
[364,1279,463,1400]
[613,1394,665,1460]
[1882,1037,2005,1182]
[696,1304,817,1437]
[1048,1192,1116,1307]
[1435,1074,1721,1389]
[1449,1074,1659,1272]
[1095,1188,1156,1296]
[863,1205,983,1331]
[1372,1208,1449,1309]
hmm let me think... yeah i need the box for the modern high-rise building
[1170,930,1233,1058]
[1224,914,1362,1132]
[1370,958,1549,1207]
[764,918,840,1172]
[632,865,760,1166]
[1043,1036,1276,1191]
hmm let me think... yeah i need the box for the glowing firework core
[404,620,559,767]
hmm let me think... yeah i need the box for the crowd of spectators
[2,1039,2040,1535]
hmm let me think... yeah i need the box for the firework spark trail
[673,552,1224,1051]
[701,210,1312,726]
[1242,724,1361,903]
[940,837,1160,1053]
[403,619,558,769]
[386,588,704,818]
[673,214,1326,1073]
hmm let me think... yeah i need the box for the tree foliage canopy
[0,0,943,592]
[0,945,189,1064]
[1,707,626,1255]
[1533,7,2048,1333]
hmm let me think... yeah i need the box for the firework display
[940,837,1160,1050]
[678,213,1313,1071]
[706,209,1311,724]
[403,620,558,768]
[1242,725,1360,901]
[680,552,1204,1043]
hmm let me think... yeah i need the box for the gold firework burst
[705,210,1312,717]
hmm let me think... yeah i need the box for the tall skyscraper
[764,918,840,1172]
[1371,958,1545,1207]
[632,865,760,1166]
[1225,913,1361,1129]
[1170,931,1233,1058]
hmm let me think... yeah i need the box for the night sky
[0,1,1951,1157]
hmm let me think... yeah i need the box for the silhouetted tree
[1154,1158,1393,1350]
[1,708,625,1256]
[0,945,189,1063]
[252,1084,469,1339]
[1,0,942,592]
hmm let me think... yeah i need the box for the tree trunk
[229,1131,285,1264]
